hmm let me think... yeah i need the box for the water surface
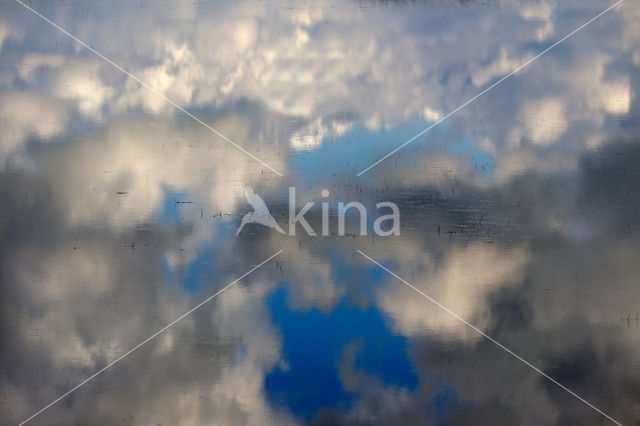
[1,0,639,424]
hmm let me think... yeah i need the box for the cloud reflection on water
[1,0,639,424]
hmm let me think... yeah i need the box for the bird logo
[236,186,285,235]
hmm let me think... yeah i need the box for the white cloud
[520,97,568,146]
[0,92,69,166]
[376,242,530,340]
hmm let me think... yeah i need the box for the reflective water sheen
[1,0,639,424]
